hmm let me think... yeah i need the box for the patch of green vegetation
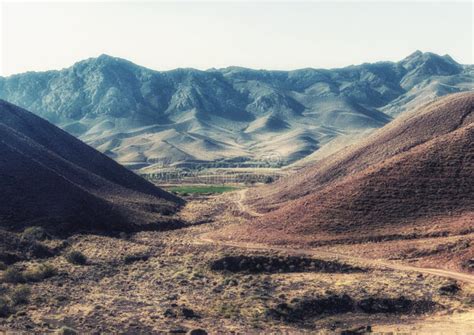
[167,185,239,195]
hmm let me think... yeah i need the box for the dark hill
[0,100,182,234]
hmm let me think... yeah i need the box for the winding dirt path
[234,189,263,217]
[198,189,474,285]
[197,235,474,284]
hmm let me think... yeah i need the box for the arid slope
[220,93,473,260]
[0,100,182,233]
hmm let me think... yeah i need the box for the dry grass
[0,193,472,333]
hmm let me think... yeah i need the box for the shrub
[2,263,57,284]
[124,254,149,264]
[0,262,6,271]
[0,297,10,317]
[28,242,54,258]
[23,264,57,282]
[263,176,274,184]
[21,227,49,241]
[65,251,87,265]
[2,267,25,284]
[0,252,20,265]
[9,286,31,305]
[56,326,78,335]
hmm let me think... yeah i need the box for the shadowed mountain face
[0,100,182,233]
[0,51,472,171]
[225,92,474,246]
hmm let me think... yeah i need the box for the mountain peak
[74,54,134,70]
[398,51,462,89]
[405,50,424,60]
[400,50,460,71]
[94,53,128,65]
[97,53,115,59]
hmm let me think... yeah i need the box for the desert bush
[2,263,57,284]
[211,255,365,274]
[0,252,21,265]
[2,267,25,284]
[23,264,57,282]
[263,176,274,184]
[65,251,87,265]
[9,286,31,305]
[28,242,54,259]
[21,227,49,241]
[357,296,436,314]
[124,254,149,264]
[0,262,6,271]
[0,297,10,317]
[56,326,78,335]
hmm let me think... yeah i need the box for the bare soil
[0,191,473,333]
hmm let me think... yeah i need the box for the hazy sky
[0,1,472,76]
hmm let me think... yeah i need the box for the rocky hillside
[225,92,474,249]
[0,51,472,171]
[0,100,182,233]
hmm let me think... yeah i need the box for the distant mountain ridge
[1,51,472,171]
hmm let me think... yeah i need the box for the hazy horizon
[1,1,473,76]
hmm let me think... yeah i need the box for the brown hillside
[247,92,474,211]
[218,92,473,255]
[0,100,183,234]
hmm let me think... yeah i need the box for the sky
[0,1,472,76]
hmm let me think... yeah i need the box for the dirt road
[234,189,263,217]
[197,235,474,284]
[198,189,474,285]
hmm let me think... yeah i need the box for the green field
[167,185,239,195]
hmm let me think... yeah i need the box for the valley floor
[1,189,473,333]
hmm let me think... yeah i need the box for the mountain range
[1,51,472,172]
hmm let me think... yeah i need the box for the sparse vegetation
[28,241,55,259]
[210,255,365,274]
[0,286,31,318]
[21,226,49,241]
[268,295,437,322]
[2,267,25,284]
[0,166,471,332]
[167,185,239,195]
[9,286,31,305]
[65,251,87,265]
[0,297,10,317]
[2,263,57,284]
[23,263,57,282]
[263,176,274,184]
[124,253,150,264]
[55,326,78,335]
